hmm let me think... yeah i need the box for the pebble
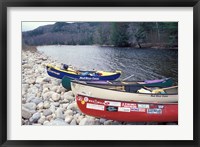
[22,107,33,119]
[104,120,113,125]
[63,92,74,101]
[65,116,73,123]
[55,108,64,119]
[29,97,43,105]
[42,91,54,100]
[43,109,52,116]
[70,119,77,125]
[52,102,60,107]
[37,102,44,109]
[42,88,49,94]
[52,93,61,101]
[67,102,78,112]
[79,117,96,125]
[44,119,68,126]
[38,116,46,124]
[29,112,41,123]
[64,109,73,116]
[49,105,56,113]
[43,101,50,109]
[22,102,36,110]
[35,77,44,84]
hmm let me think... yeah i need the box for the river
[37,45,178,84]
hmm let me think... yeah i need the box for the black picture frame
[0,0,199,146]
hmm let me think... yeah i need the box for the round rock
[52,93,61,101]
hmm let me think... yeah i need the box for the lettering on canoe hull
[79,77,99,80]
[151,94,168,97]
[147,108,162,114]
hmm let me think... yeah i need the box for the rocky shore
[22,47,176,125]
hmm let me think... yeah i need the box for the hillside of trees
[22,22,178,49]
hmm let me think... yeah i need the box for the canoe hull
[76,94,178,122]
[71,81,178,103]
[46,65,121,80]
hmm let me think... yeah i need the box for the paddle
[108,86,125,91]
[120,74,134,83]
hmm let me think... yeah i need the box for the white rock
[36,93,41,98]
[22,64,32,69]
[62,103,69,109]
[43,101,50,109]
[29,97,43,105]
[27,86,39,94]
[70,119,77,125]
[64,109,73,116]
[22,84,29,91]
[44,118,68,126]
[55,108,64,119]
[65,91,74,97]
[46,115,53,121]
[52,79,61,86]
[67,102,78,111]
[59,87,66,93]
[65,115,73,123]
[63,92,74,101]
[49,105,56,113]
[43,84,52,89]
[52,93,61,101]
[22,102,36,110]
[36,77,44,83]
[38,116,46,124]
[52,102,60,107]
[79,118,96,125]
[43,121,50,125]
[51,86,59,92]
[26,93,36,99]
[26,79,35,84]
[42,88,49,94]
[42,91,54,100]
[37,102,44,110]
[77,115,84,124]
[52,113,56,119]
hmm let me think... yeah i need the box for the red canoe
[76,94,178,122]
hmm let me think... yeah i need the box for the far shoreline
[23,44,178,51]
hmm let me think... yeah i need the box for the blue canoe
[46,64,121,81]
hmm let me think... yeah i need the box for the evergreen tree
[111,22,130,47]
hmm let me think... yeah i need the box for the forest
[22,22,178,49]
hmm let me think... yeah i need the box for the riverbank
[22,47,176,125]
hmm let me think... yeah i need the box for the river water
[37,45,178,84]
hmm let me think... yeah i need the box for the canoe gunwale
[71,80,178,96]
[77,94,178,105]
[46,65,121,80]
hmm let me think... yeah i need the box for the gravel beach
[21,48,176,125]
